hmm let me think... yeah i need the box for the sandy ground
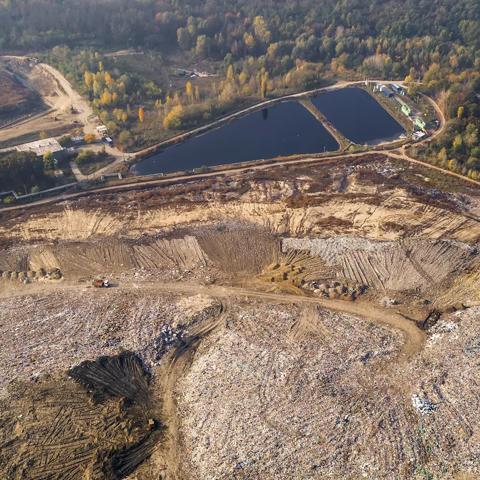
[0,57,94,143]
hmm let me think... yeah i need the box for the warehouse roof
[15,138,64,156]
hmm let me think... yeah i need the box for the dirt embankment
[0,56,96,145]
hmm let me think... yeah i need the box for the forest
[0,0,479,176]
[0,151,52,195]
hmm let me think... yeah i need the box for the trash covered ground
[0,155,480,479]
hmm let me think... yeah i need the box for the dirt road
[0,57,88,143]
[0,56,130,165]
[127,281,426,358]
[2,143,479,214]
[2,279,425,359]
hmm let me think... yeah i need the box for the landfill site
[1,154,480,479]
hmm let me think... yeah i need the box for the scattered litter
[412,394,437,415]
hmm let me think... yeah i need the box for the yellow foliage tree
[260,73,269,98]
[243,32,256,50]
[163,105,184,130]
[104,71,114,87]
[84,71,94,90]
[239,71,248,85]
[226,64,235,82]
[457,106,464,119]
[185,81,194,102]
[253,16,271,44]
[138,106,145,123]
[84,133,96,144]
[100,89,113,106]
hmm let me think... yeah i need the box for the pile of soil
[0,352,161,480]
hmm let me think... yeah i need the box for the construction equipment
[93,278,110,288]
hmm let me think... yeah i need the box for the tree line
[0,0,479,173]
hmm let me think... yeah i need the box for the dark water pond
[133,101,339,175]
[311,87,405,145]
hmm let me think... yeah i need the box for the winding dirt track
[1,279,425,359]
[128,281,426,358]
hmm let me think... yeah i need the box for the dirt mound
[69,352,151,406]
[133,236,208,271]
[4,228,273,278]
[283,236,476,294]
[0,69,33,116]
[0,246,28,272]
[25,236,208,278]
[197,226,279,274]
[0,352,160,480]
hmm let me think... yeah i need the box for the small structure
[401,104,411,116]
[71,136,84,145]
[395,97,412,116]
[15,138,65,160]
[413,131,426,140]
[96,125,108,137]
[379,85,394,97]
[391,83,405,95]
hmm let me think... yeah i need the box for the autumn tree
[163,105,184,130]
[185,81,194,102]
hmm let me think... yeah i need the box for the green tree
[43,152,55,170]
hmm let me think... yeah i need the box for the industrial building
[15,138,66,160]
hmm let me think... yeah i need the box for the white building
[15,138,65,158]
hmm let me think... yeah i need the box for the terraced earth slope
[1,155,480,479]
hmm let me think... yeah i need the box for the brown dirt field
[0,352,162,480]
[0,69,33,115]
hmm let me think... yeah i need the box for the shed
[380,86,394,97]
[391,84,405,95]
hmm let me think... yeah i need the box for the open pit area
[1,154,480,479]
[0,68,39,125]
